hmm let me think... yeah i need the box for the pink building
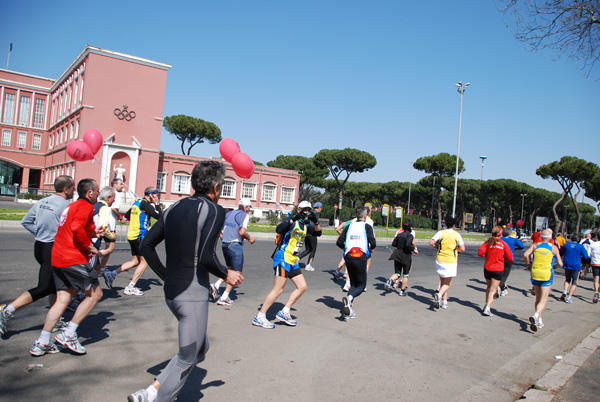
[0,46,300,218]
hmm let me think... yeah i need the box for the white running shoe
[433,292,440,309]
[384,278,392,291]
[52,318,68,333]
[124,286,144,296]
[441,300,448,309]
[0,304,12,335]
[55,331,86,354]
[209,284,219,301]
[216,297,234,306]
[342,297,351,316]
[276,310,297,326]
[343,283,350,292]
[305,264,315,271]
[103,269,117,290]
[482,306,492,316]
[30,340,60,356]
[252,315,275,329]
[127,389,149,402]
[501,289,508,297]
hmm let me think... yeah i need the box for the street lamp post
[480,156,487,181]
[452,81,470,218]
[407,161,414,216]
[520,193,527,222]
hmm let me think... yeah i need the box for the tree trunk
[552,192,566,233]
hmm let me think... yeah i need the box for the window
[2,130,11,146]
[281,186,295,204]
[70,122,74,139]
[33,98,45,128]
[19,96,31,126]
[222,179,236,198]
[3,93,15,123]
[156,172,167,192]
[261,184,277,202]
[172,174,190,194]
[17,131,26,148]
[49,134,53,149]
[32,133,41,150]
[73,83,78,107]
[241,182,257,200]
[75,119,79,138]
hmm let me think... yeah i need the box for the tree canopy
[163,114,222,155]
[267,155,329,201]
[497,0,600,78]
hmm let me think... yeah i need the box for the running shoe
[560,293,567,302]
[342,297,351,316]
[103,269,117,290]
[441,300,448,309]
[209,284,219,301]
[342,283,350,292]
[529,316,538,332]
[501,289,508,297]
[344,310,356,320]
[384,278,392,291]
[67,298,81,312]
[30,340,60,356]
[399,290,407,297]
[537,317,544,329]
[331,272,341,281]
[531,287,536,296]
[127,389,148,402]
[124,286,144,296]
[216,297,234,306]
[482,306,492,316]
[593,292,599,304]
[305,264,315,271]
[494,286,501,299]
[276,310,297,326]
[252,315,275,329]
[52,318,68,333]
[0,304,12,335]
[433,292,441,309]
[565,296,573,304]
[55,331,86,354]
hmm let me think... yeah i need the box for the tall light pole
[480,156,487,180]
[520,193,527,222]
[407,161,414,215]
[452,81,470,218]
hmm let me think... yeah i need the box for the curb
[518,327,600,401]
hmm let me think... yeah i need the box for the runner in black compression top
[142,193,229,300]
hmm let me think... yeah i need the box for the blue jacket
[500,236,525,255]
[560,241,589,270]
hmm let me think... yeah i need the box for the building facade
[0,46,300,217]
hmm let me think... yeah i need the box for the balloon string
[94,157,139,199]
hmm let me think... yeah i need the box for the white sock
[282,306,290,314]
[345,280,350,287]
[257,312,266,319]
[65,321,79,336]
[5,303,16,314]
[38,330,51,344]
[215,279,223,288]
[221,291,229,300]
[146,385,158,402]
[534,312,539,319]
[347,295,353,304]
[127,281,136,288]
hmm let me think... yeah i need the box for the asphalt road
[1,230,599,402]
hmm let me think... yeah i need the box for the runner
[30,179,104,356]
[579,231,593,277]
[385,220,417,296]
[589,231,600,303]
[523,229,563,332]
[332,214,356,291]
[0,176,74,336]
[477,226,513,316]
[297,201,323,271]
[498,226,525,297]
[337,206,376,319]
[559,234,589,304]
[103,187,162,295]
[128,161,243,402]
[252,201,320,329]
[210,198,255,306]
[429,217,465,309]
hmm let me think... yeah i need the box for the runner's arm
[140,216,166,280]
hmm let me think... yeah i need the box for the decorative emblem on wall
[114,105,136,121]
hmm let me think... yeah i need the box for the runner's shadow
[465,284,486,293]
[315,295,342,311]
[79,311,115,345]
[468,278,486,285]
[146,358,224,402]
[409,285,440,310]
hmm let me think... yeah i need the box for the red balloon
[231,152,254,179]
[516,220,524,228]
[83,129,103,154]
[67,140,95,161]
[219,138,241,163]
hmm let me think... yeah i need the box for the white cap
[239,198,252,207]
[298,201,312,209]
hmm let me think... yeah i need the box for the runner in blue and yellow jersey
[103,187,162,296]
[523,229,563,332]
[252,201,321,329]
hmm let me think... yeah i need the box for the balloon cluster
[219,138,254,179]
[67,130,103,161]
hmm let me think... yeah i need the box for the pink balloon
[67,140,95,161]
[516,220,524,228]
[83,129,103,154]
[231,152,254,179]
[219,138,241,163]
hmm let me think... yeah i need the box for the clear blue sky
[2,0,599,205]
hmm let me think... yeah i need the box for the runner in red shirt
[478,226,513,317]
